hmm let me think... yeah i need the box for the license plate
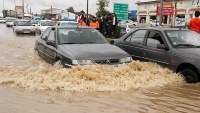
[24,29,30,33]
[24,31,30,33]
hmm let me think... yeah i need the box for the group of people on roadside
[189,11,200,34]
[76,12,118,38]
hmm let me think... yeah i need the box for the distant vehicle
[34,26,132,68]
[120,24,136,34]
[55,21,78,27]
[118,20,137,26]
[6,18,15,27]
[31,20,39,26]
[13,19,36,34]
[112,27,200,83]
[0,18,6,23]
[24,14,32,20]
[150,20,164,26]
[0,13,3,17]
[36,20,55,34]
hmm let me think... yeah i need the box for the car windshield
[165,30,200,47]
[58,28,108,44]
[41,21,55,26]
[7,19,15,22]
[16,21,32,26]
[61,22,78,26]
[31,20,39,24]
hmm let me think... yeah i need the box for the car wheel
[56,60,65,66]
[35,51,38,56]
[180,69,199,83]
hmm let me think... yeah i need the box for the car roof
[48,26,91,29]
[136,27,189,31]
[57,21,78,23]
[31,20,39,21]
[40,20,53,22]
[15,19,30,21]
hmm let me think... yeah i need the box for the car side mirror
[46,40,55,46]
[157,44,169,50]
[109,40,114,44]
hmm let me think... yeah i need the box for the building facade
[41,8,75,20]
[136,0,200,26]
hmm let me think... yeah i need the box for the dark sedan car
[34,26,132,68]
[112,27,200,83]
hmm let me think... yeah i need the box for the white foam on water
[0,39,184,92]
[0,60,184,92]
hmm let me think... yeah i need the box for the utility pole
[3,0,5,17]
[86,0,88,26]
[14,0,16,18]
[30,7,31,14]
[50,5,52,19]
[22,0,24,19]
[30,6,32,19]
[159,0,163,26]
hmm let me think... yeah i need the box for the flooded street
[0,23,200,113]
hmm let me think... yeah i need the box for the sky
[0,0,152,15]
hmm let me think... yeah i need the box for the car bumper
[16,29,36,34]
[6,24,12,27]
[63,62,131,68]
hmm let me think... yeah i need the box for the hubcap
[185,75,194,83]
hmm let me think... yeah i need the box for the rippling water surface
[0,23,200,113]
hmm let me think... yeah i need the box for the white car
[55,21,78,26]
[36,20,55,34]
[13,19,36,34]
[31,20,39,26]
[150,20,164,26]
[118,20,138,27]
[120,24,136,34]
[6,18,15,27]
[0,18,6,23]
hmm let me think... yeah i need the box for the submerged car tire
[180,69,199,83]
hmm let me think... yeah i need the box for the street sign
[16,6,23,17]
[113,3,129,20]
[157,7,173,15]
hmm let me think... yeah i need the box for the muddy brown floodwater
[0,23,200,113]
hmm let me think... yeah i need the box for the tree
[2,10,8,17]
[96,0,110,16]
[66,6,75,13]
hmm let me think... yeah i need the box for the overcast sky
[0,0,152,15]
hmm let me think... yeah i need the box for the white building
[136,0,200,25]
[41,8,75,20]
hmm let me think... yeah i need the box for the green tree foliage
[2,10,8,17]
[96,0,110,16]
[66,6,75,13]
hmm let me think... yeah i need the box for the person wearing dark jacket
[101,15,108,34]
[104,19,113,38]
[97,16,102,33]
[112,13,118,33]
